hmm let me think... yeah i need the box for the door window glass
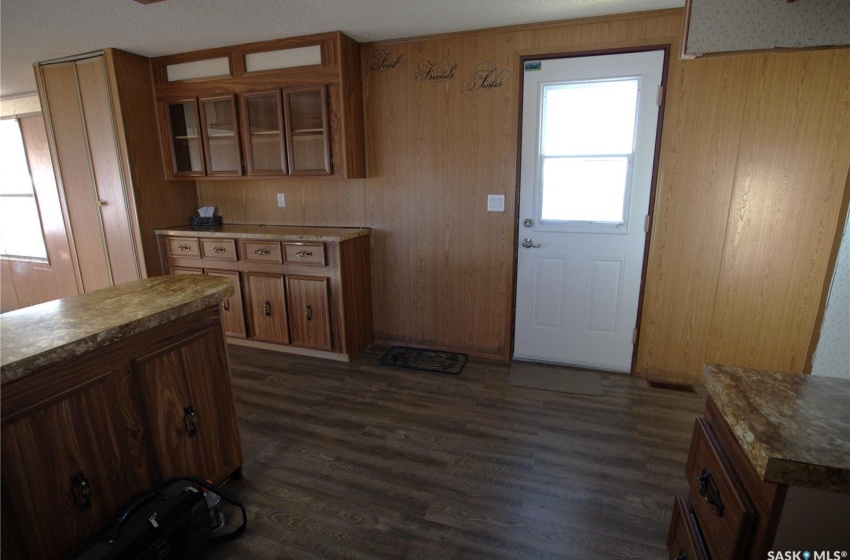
[540,79,638,224]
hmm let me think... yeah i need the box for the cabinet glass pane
[167,101,203,173]
[244,93,285,174]
[286,89,329,174]
[201,98,240,173]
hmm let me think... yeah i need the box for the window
[539,79,639,226]
[0,118,48,260]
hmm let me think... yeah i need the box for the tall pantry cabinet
[36,49,197,292]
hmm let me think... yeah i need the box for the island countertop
[155,224,371,242]
[0,275,232,384]
[704,364,850,493]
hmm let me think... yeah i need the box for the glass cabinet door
[165,99,204,176]
[241,91,286,176]
[283,87,331,175]
[199,95,242,176]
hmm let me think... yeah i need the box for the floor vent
[647,380,696,394]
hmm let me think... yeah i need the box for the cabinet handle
[222,298,230,312]
[696,467,724,516]
[305,304,312,321]
[177,244,191,251]
[254,248,271,256]
[674,549,688,560]
[183,405,198,436]
[295,250,313,258]
[264,300,271,316]
[70,472,93,511]
[212,246,227,253]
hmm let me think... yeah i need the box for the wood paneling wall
[197,9,850,382]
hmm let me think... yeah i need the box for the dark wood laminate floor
[207,345,705,560]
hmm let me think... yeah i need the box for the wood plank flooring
[206,345,705,560]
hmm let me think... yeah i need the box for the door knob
[521,238,541,249]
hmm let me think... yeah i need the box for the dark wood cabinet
[0,305,242,560]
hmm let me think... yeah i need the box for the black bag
[70,477,247,560]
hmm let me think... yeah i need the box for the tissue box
[190,216,223,228]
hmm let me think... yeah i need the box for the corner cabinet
[152,32,364,180]
[157,226,373,361]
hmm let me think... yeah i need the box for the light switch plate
[487,194,505,212]
[277,193,286,208]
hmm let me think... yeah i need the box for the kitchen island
[667,364,849,559]
[1,275,243,559]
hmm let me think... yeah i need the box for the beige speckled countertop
[1,275,232,384]
[155,224,371,242]
[704,364,850,493]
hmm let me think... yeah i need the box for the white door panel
[513,50,664,372]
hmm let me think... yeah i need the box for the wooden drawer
[243,241,283,264]
[283,242,326,266]
[667,496,710,560]
[201,239,237,261]
[686,418,756,560]
[168,237,200,258]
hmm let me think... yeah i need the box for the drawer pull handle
[295,250,313,258]
[674,549,688,560]
[70,472,93,511]
[305,304,312,321]
[254,248,271,256]
[183,405,198,436]
[212,246,227,253]
[177,244,191,251]
[264,300,271,316]
[696,467,724,516]
[222,299,230,312]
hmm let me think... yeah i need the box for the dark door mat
[378,346,467,375]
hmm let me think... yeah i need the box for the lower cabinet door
[246,272,289,344]
[286,275,332,350]
[1,372,145,560]
[207,270,247,338]
[132,320,239,483]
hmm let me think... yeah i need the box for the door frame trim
[509,44,672,373]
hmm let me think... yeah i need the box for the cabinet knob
[263,300,271,316]
[96,200,108,207]
[222,298,230,312]
[305,304,313,321]
[183,405,198,436]
[254,248,271,256]
[295,250,313,258]
[70,472,93,511]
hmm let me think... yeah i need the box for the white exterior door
[513,50,664,372]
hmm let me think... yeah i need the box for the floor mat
[378,346,467,375]
[508,362,604,395]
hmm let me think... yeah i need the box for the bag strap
[181,476,248,546]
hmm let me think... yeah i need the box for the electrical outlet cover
[277,193,286,208]
[487,194,505,212]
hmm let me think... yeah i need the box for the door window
[538,79,639,232]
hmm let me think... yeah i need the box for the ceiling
[0,0,683,98]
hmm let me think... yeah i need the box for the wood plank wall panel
[197,9,849,378]
[706,50,850,373]
[105,49,199,278]
[635,56,752,380]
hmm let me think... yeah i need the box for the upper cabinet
[152,32,365,180]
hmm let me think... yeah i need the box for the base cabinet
[158,227,372,361]
[0,306,242,560]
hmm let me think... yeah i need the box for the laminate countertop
[155,224,371,242]
[0,275,232,384]
[704,364,850,493]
